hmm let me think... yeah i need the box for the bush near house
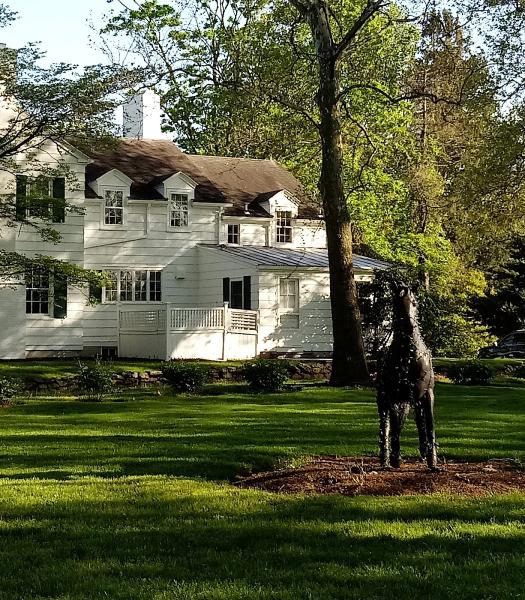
[160,361,209,393]
[0,377,21,406]
[76,359,114,401]
[243,359,291,392]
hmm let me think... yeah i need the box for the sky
[1,0,112,66]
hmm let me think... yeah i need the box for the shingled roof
[85,139,321,218]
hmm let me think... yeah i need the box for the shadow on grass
[0,383,523,482]
[1,478,525,600]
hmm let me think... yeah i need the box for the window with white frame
[16,175,66,223]
[119,270,133,301]
[104,271,118,302]
[276,210,293,243]
[101,270,162,303]
[149,271,162,301]
[169,193,189,227]
[279,277,299,328]
[25,268,50,314]
[227,223,240,245]
[104,189,124,225]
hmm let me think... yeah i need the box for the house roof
[85,139,321,218]
[200,244,391,271]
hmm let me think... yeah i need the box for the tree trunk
[306,2,369,385]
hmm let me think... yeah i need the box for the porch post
[222,301,229,361]
[165,303,170,361]
[254,310,259,358]
[116,302,121,358]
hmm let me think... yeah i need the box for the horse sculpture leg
[414,400,428,462]
[423,389,438,470]
[415,391,438,470]
[378,407,391,467]
[389,403,410,468]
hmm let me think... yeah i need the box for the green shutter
[53,274,67,319]
[223,277,230,304]
[15,175,27,221]
[243,276,251,310]
[52,177,66,223]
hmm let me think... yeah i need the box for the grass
[0,358,247,380]
[1,380,524,598]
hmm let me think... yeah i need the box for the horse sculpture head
[391,282,419,335]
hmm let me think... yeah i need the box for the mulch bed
[235,456,525,496]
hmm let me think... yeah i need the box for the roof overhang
[198,244,391,272]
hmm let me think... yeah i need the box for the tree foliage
[100,0,525,359]
[0,3,140,286]
[474,237,525,336]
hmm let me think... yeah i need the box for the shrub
[76,359,114,401]
[504,363,525,379]
[0,377,21,405]
[243,359,290,392]
[447,360,495,386]
[161,361,209,394]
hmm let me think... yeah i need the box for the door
[230,280,244,309]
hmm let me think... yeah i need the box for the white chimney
[122,89,163,139]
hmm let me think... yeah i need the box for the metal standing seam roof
[199,244,391,271]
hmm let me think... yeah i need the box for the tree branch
[333,0,385,60]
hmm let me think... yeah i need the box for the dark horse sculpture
[376,283,438,470]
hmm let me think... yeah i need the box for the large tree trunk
[306,2,369,385]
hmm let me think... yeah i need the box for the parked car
[478,330,525,358]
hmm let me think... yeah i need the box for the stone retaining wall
[22,361,333,393]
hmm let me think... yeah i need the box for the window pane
[27,177,53,219]
[102,270,162,303]
[120,270,133,301]
[170,193,189,227]
[149,271,162,301]
[280,278,298,310]
[230,280,244,309]
[105,272,118,302]
[134,270,147,301]
[227,224,240,244]
[25,268,50,314]
[104,190,124,225]
[276,211,292,243]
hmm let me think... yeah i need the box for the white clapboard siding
[25,286,85,351]
[257,270,333,353]
[237,223,267,246]
[197,246,258,309]
[0,286,26,358]
[82,304,119,346]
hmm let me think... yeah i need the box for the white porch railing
[229,309,258,331]
[118,303,258,360]
[119,308,166,333]
[170,307,224,330]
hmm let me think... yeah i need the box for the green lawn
[1,382,525,599]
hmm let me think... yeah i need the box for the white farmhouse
[0,91,389,360]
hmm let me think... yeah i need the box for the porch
[117,303,259,361]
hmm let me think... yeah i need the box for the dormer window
[104,190,124,225]
[169,193,189,227]
[276,210,293,243]
[227,224,240,245]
